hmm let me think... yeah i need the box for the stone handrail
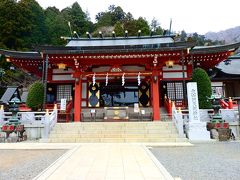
[0,108,58,139]
[0,108,4,126]
[43,109,58,139]
[172,107,185,137]
[49,109,57,131]
[172,107,239,138]
[0,112,13,126]
[1,111,47,124]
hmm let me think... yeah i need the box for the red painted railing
[219,97,238,109]
[45,101,73,122]
[19,104,31,111]
[164,96,172,117]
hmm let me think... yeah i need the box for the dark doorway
[160,81,168,106]
[100,82,139,107]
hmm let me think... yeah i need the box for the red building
[1,35,239,121]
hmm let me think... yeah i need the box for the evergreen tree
[96,5,125,27]
[26,81,44,110]
[136,17,150,36]
[0,0,23,49]
[45,7,69,45]
[123,19,137,36]
[18,0,47,48]
[123,17,150,36]
[114,21,124,36]
[62,2,94,35]
[109,5,125,24]
[191,68,212,109]
[96,12,113,28]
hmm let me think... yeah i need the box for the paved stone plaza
[150,141,240,180]
[0,142,239,180]
[0,149,66,180]
[0,143,183,180]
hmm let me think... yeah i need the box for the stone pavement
[0,142,192,180]
[150,141,240,180]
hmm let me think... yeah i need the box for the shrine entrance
[99,82,139,107]
[84,78,152,121]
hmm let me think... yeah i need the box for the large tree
[96,5,126,27]
[114,21,124,36]
[136,17,150,36]
[62,2,93,36]
[44,7,69,45]
[0,0,23,49]
[123,17,150,36]
[18,0,47,48]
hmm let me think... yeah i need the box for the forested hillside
[0,0,234,96]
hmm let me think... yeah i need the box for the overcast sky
[36,0,240,34]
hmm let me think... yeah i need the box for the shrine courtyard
[0,142,240,180]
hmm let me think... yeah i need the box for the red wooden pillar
[187,64,193,78]
[74,76,82,122]
[151,70,160,121]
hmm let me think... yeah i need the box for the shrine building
[1,34,239,122]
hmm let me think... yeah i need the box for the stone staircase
[48,121,188,143]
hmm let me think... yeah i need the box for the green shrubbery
[26,81,44,110]
[191,68,212,109]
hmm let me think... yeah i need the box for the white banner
[60,99,67,111]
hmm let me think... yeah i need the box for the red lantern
[9,125,15,131]
[2,125,7,131]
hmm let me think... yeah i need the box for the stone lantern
[207,95,231,141]
[8,91,21,125]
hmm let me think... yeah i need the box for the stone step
[54,122,174,127]
[50,129,177,135]
[53,125,175,131]
[48,121,187,143]
[48,137,187,143]
[52,127,177,133]
[49,133,179,138]
[53,123,175,129]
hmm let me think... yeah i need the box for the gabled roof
[228,53,240,59]
[0,49,41,59]
[215,54,240,75]
[191,42,240,54]
[36,41,195,54]
[66,35,175,47]
[0,87,21,104]
[0,36,239,60]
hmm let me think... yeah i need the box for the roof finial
[138,30,141,38]
[86,32,91,39]
[112,31,116,38]
[125,30,128,38]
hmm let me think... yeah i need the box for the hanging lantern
[122,73,125,86]
[6,58,11,62]
[57,63,66,69]
[137,72,141,86]
[105,73,108,86]
[166,60,174,68]
[92,73,96,85]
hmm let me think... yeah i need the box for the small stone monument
[186,82,210,140]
